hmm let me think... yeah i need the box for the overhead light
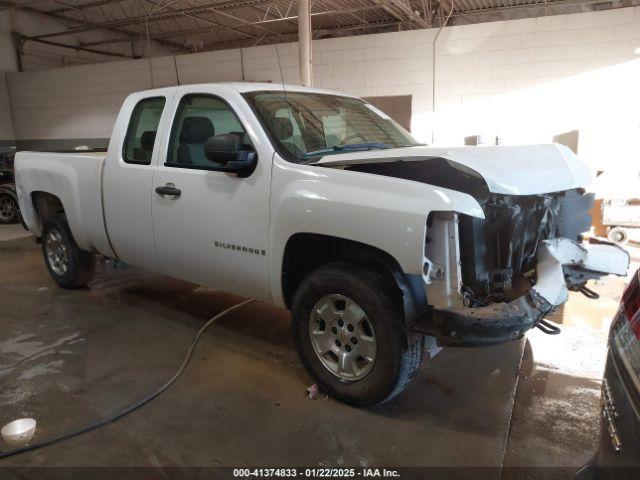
[635,46,640,55]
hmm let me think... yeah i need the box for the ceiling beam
[0,0,186,51]
[48,0,126,15]
[370,0,412,24]
[143,0,261,39]
[144,0,284,38]
[220,20,400,46]
[29,0,284,40]
[197,19,404,51]
[446,0,621,19]
[88,16,401,48]
[386,0,431,28]
[80,4,389,46]
[18,34,141,59]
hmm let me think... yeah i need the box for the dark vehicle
[0,150,19,224]
[580,268,640,479]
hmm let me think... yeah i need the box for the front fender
[268,155,484,306]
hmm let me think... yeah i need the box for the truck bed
[15,151,114,257]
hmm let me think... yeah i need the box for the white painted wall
[6,7,640,171]
[0,6,171,143]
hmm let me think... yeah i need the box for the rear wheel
[607,226,628,244]
[0,191,18,224]
[292,263,424,406]
[42,216,96,289]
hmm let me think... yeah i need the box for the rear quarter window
[122,97,166,165]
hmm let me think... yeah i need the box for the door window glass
[166,94,251,168]
[123,97,166,165]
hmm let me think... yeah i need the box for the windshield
[242,91,421,163]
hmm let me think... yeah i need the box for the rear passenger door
[151,90,272,301]
[103,94,169,271]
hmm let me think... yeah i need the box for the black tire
[42,216,96,289]
[292,262,423,406]
[0,190,18,224]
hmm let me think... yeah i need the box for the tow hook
[536,318,561,335]
[578,284,600,300]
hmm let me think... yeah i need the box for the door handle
[155,185,181,197]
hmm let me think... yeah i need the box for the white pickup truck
[15,82,629,406]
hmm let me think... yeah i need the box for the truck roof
[132,82,352,98]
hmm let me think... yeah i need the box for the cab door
[151,89,273,301]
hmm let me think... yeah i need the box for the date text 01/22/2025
[233,468,401,478]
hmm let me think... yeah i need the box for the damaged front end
[420,190,629,347]
[316,145,630,348]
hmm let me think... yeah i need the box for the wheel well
[31,191,65,229]
[281,233,405,310]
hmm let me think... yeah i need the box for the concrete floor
[0,227,636,477]
[0,224,31,242]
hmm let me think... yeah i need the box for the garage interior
[1,0,640,477]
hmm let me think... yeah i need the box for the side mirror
[205,133,241,164]
[204,134,257,177]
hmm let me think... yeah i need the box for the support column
[298,0,312,87]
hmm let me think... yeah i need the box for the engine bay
[458,189,594,306]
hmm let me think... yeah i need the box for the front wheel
[42,216,96,289]
[292,263,423,406]
[0,191,18,224]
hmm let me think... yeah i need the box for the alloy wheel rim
[0,197,15,220]
[45,229,69,277]
[309,294,377,381]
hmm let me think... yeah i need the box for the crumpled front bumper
[431,238,630,347]
[535,238,629,305]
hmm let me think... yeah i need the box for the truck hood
[312,144,592,196]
